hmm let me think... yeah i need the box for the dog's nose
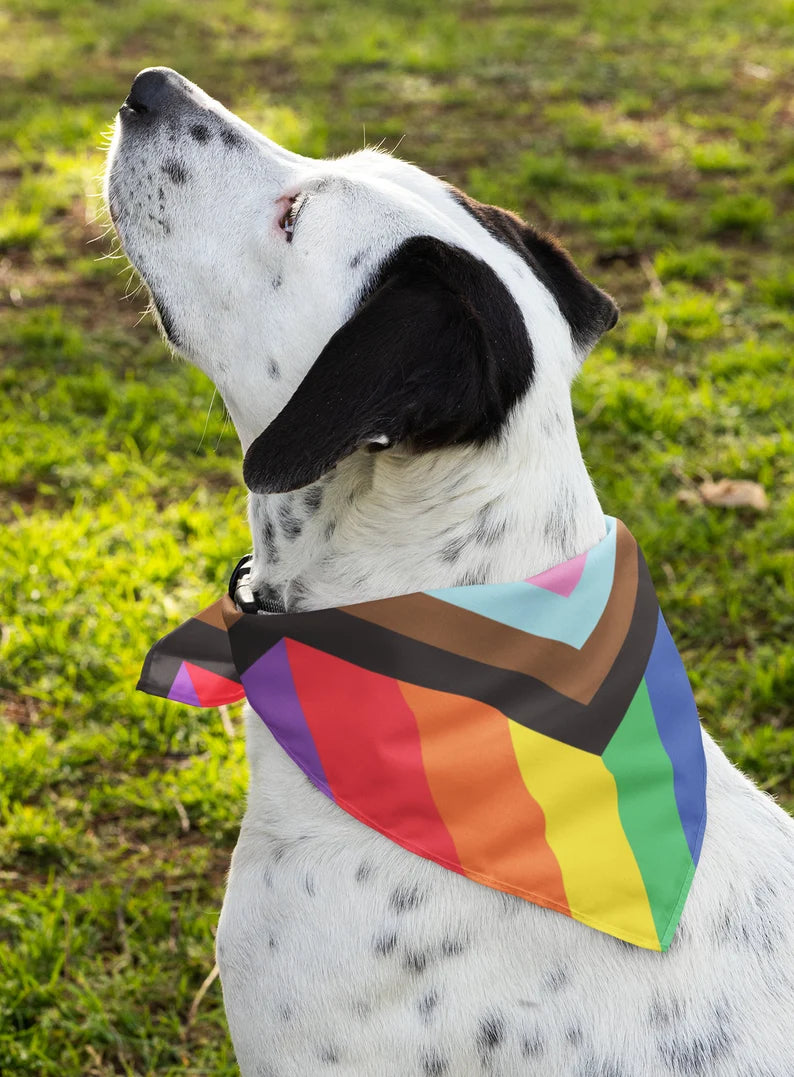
[124,67,181,116]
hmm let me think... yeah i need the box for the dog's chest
[216,712,590,1075]
[218,715,640,1076]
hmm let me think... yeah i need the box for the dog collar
[138,517,706,951]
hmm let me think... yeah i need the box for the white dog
[106,68,794,1076]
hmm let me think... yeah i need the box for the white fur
[107,69,794,1075]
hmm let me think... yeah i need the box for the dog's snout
[124,67,183,117]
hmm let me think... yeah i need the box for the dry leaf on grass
[677,479,769,510]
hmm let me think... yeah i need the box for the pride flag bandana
[138,517,706,951]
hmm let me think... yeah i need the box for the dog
[106,67,794,1076]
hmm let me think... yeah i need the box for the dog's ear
[449,190,619,352]
[243,236,534,494]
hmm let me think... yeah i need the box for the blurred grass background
[1,0,793,1073]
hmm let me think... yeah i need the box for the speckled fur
[107,68,794,1076]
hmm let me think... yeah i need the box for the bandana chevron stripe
[137,517,707,951]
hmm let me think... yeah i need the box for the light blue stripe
[426,518,618,649]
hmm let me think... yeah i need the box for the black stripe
[138,617,241,696]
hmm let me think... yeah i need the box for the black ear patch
[449,188,619,350]
[243,236,534,494]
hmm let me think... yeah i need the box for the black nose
[125,67,181,116]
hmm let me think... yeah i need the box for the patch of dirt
[0,687,43,726]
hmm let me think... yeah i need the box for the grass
[2,0,794,1072]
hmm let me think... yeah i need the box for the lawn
[1,0,793,1073]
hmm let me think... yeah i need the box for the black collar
[228,555,287,615]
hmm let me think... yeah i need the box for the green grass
[2,0,794,1072]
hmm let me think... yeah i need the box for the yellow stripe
[508,720,660,948]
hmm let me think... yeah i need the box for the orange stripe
[398,680,570,914]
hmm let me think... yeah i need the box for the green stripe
[601,678,695,949]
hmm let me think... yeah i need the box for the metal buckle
[228,555,260,614]
[228,555,287,614]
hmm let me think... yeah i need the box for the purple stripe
[241,639,332,799]
[645,609,707,862]
[169,661,202,706]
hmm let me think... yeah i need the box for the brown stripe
[195,598,233,631]
[341,523,638,705]
[220,593,244,628]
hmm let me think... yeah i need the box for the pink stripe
[526,551,587,597]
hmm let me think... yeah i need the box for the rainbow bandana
[138,517,706,951]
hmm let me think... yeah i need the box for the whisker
[196,388,218,453]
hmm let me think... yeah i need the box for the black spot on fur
[221,127,244,148]
[349,251,364,269]
[268,934,278,950]
[263,517,279,561]
[441,537,465,564]
[319,1046,340,1064]
[390,885,424,913]
[474,503,507,544]
[659,1023,734,1074]
[277,1002,294,1021]
[374,930,398,956]
[455,569,486,587]
[267,358,280,380]
[477,1014,505,1057]
[162,158,188,184]
[521,1032,544,1058]
[541,965,569,993]
[272,274,283,290]
[440,936,467,958]
[189,123,211,143]
[355,860,373,883]
[718,886,782,954]
[418,988,439,1022]
[649,994,683,1028]
[403,950,429,974]
[304,485,324,512]
[324,518,337,541]
[422,1049,448,1075]
[449,186,619,351]
[278,501,302,540]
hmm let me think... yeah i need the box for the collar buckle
[228,555,287,615]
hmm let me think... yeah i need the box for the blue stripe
[426,518,618,649]
[644,609,707,863]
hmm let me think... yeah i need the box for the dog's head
[106,68,617,494]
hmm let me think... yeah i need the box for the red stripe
[285,639,463,871]
[184,661,246,706]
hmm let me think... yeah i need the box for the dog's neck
[245,390,604,612]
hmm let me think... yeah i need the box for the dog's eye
[280,195,306,243]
